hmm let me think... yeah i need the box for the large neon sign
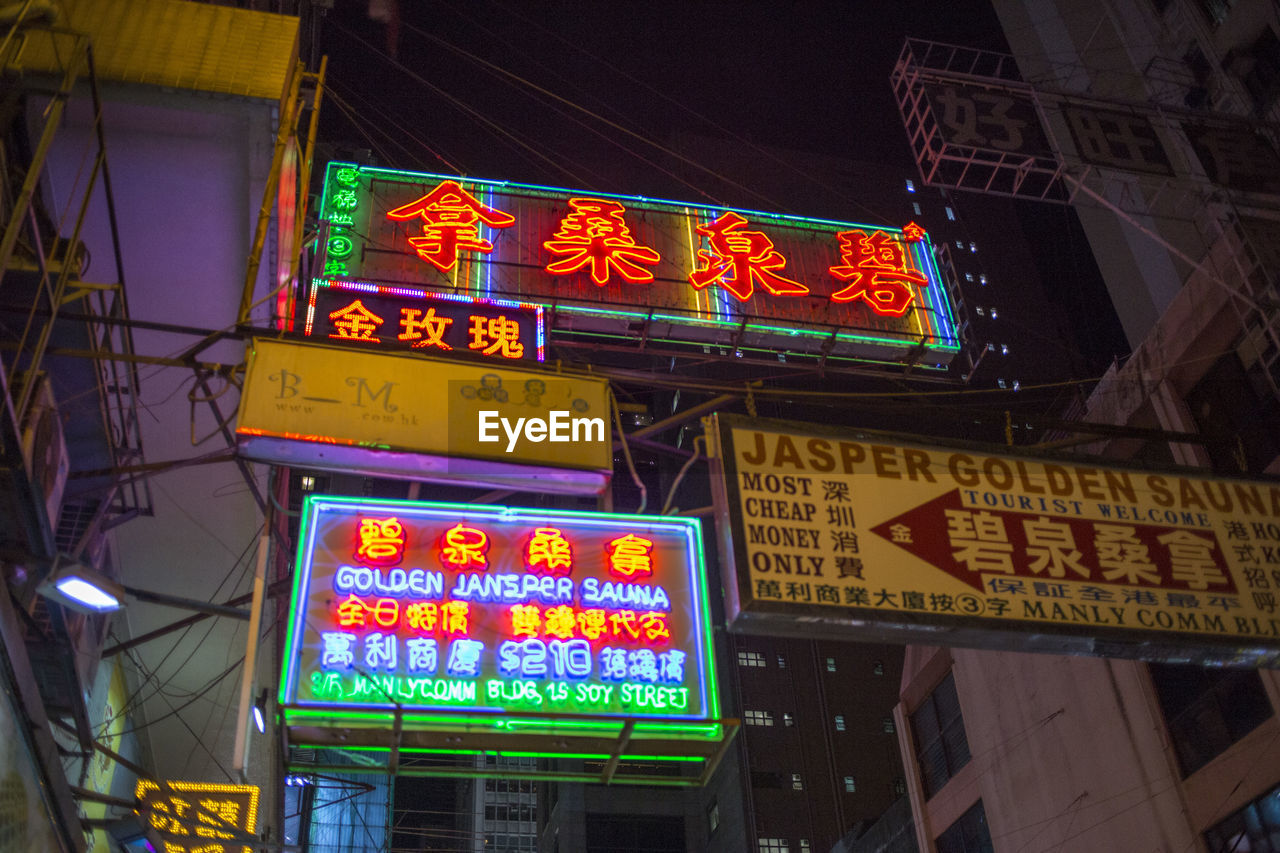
[313,163,960,369]
[280,497,720,740]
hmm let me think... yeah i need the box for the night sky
[316,1,1012,197]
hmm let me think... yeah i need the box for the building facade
[896,0,1280,850]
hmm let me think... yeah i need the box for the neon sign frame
[279,496,723,753]
[314,163,961,370]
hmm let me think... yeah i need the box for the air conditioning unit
[19,373,69,534]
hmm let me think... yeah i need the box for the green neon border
[316,162,961,362]
[279,496,723,742]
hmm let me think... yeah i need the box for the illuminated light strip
[237,426,390,449]
[304,284,319,336]
[306,745,707,762]
[551,303,958,350]
[281,707,723,741]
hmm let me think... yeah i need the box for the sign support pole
[234,534,271,781]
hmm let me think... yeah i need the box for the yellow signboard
[135,779,259,853]
[237,338,612,493]
[85,660,128,853]
[710,414,1280,666]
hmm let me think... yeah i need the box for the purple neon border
[281,497,715,723]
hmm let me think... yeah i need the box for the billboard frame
[709,412,1280,668]
[278,495,737,784]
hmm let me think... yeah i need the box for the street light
[37,556,250,620]
[38,557,125,613]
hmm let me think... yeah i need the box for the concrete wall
[897,645,1280,851]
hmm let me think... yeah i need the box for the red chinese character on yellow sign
[689,211,808,302]
[386,180,515,273]
[828,229,927,316]
[439,523,489,571]
[356,517,405,566]
[525,527,573,576]
[606,534,654,578]
[468,315,524,358]
[329,299,384,342]
[543,198,662,286]
[398,307,453,350]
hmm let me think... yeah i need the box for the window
[873,660,884,676]
[906,179,916,192]
[758,838,789,853]
[964,272,974,282]
[955,240,964,249]
[1240,27,1280,111]
[883,717,896,733]
[835,715,846,731]
[1150,662,1272,776]
[791,773,804,791]
[997,378,1007,389]
[912,201,922,215]
[1000,344,1008,355]
[745,710,774,726]
[936,800,993,853]
[783,713,795,727]
[738,650,766,667]
[975,306,984,317]
[990,308,998,319]
[777,655,787,669]
[826,657,836,672]
[1204,781,1280,852]
[894,778,907,795]
[911,672,971,798]
[300,475,316,491]
[969,241,977,252]
[979,274,988,285]
[986,342,995,352]
[1012,380,1020,391]
[945,206,956,220]
[844,776,857,793]
[800,841,810,852]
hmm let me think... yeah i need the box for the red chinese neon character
[688,211,808,302]
[398,307,453,350]
[543,605,577,640]
[439,523,489,571]
[577,608,607,640]
[525,527,573,576]
[329,299,384,342]
[606,534,654,578]
[467,315,524,358]
[827,230,927,316]
[386,180,515,273]
[356,517,406,566]
[543,198,661,286]
[404,602,438,633]
[442,601,470,635]
[901,221,927,243]
[510,604,542,638]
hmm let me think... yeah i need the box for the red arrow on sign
[869,489,988,591]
